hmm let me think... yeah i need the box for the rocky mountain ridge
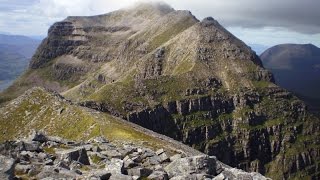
[0,2,319,179]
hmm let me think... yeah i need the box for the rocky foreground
[0,132,268,180]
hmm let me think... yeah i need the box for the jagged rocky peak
[201,17,220,26]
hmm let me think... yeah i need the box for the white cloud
[0,0,319,47]
[228,26,320,47]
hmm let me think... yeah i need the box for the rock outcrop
[0,133,268,179]
[126,86,320,179]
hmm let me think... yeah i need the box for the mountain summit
[0,3,319,179]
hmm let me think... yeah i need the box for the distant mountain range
[260,43,320,112]
[0,34,41,91]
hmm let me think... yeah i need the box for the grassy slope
[0,87,171,151]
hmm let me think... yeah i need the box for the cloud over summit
[0,0,319,46]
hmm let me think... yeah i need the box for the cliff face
[1,2,319,179]
[126,87,320,179]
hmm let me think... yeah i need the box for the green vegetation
[172,56,194,75]
[89,74,147,114]
[233,106,253,119]
[252,81,271,89]
[0,88,173,151]
[89,73,222,115]
[149,16,196,50]
[89,154,103,164]
[43,147,56,154]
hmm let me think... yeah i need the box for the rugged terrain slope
[0,3,319,179]
[0,87,268,179]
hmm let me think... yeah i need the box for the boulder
[27,165,39,176]
[155,149,169,163]
[147,171,169,180]
[127,167,153,177]
[30,131,48,143]
[56,161,70,170]
[156,149,165,155]
[19,151,36,161]
[0,155,16,180]
[212,173,225,180]
[56,147,90,165]
[159,152,169,162]
[170,154,182,162]
[143,156,161,166]
[87,169,111,180]
[90,136,109,144]
[15,164,32,174]
[164,155,216,178]
[36,165,81,179]
[105,158,124,174]
[220,167,270,180]
[45,159,54,165]
[123,156,137,168]
[38,152,48,160]
[23,141,41,152]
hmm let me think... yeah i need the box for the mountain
[0,3,319,179]
[260,44,320,112]
[0,34,41,91]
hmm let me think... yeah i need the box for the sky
[0,0,319,50]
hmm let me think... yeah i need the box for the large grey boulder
[23,141,41,152]
[105,158,124,174]
[56,147,90,165]
[0,155,15,180]
[15,164,32,174]
[123,156,137,168]
[90,136,109,144]
[147,170,169,180]
[169,154,182,162]
[28,131,48,143]
[37,165,81,179]
[86,169,111,179]
[127,167,153,177]
[219,167,270,180]
[164,155,216,178]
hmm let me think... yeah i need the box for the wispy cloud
[0,0,319,47]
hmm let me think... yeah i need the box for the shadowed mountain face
[0,3,319,179]
[261,44,320,112]
[0,34,41,91]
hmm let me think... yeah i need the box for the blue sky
[0,0,319,50]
